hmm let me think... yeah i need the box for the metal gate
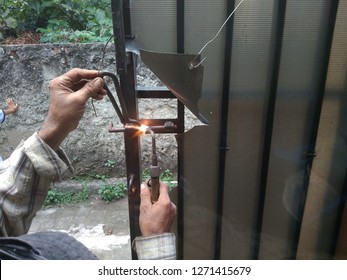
[110,0,347,259]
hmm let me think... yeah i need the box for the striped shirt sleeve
[0,132,73,237]
[133,233,176,260]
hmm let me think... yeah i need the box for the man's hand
[139,181,177,236]
[4,98,18,114]
[38,68,106,150]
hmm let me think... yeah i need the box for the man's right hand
[139,181,177,236]
[38,68,106,150]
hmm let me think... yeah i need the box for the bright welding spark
[137,124,148,134]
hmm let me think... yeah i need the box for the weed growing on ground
[44,184,90,207]
[98,183,127,202]
[141,168,177,190]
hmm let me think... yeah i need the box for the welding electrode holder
[147,128,160,203]
[148,162,160,203]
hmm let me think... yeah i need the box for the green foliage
[141,168,177,190]
[98,182,127,202]
[45,185,90,207]
[0,0,113,43]
[104,159,116,169]
[160,169,177,190]
[89,173,109,180]
[141,168,150,181]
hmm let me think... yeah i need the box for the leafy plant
[141,168,150,181]
[89,173,109,180]
[141,168,177,190]
[98,182,127,202]
[160,169,177,190]
[0,0,113,43]
[44,185,90,207]
[104,159,116,169]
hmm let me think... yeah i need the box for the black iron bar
[252,0,287,260]
[120,53,142,260]
[331,169,347,257]
[176,0,185,260]
[108,121,178,134]
[214,0,236,260]
[111,0,126,74]
[137,89,176,99]
[123,0,132,38]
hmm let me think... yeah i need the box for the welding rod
[108,121,176,134]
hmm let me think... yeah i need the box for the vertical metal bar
[214,0,236,260]
[294,0,340,257]
[111,0,141,259]
[331,170,347,257]
[177,0,185,54]
[176,0,185,260]
[121,54,141,260]
[252,0,286,259]
[122,0,132,37]
[111,0,126,74]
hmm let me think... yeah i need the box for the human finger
[72,80,88,91]
[140,182,152,209]
[63,68,99,84]
[157,182,171,203]
[76,77,105,102]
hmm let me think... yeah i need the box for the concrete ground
[29,195,132,260]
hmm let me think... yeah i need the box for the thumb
[140,183,152,207]
[78,77,104,101]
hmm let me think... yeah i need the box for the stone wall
[0,43,198,177]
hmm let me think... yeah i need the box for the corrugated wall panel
[130,0,347,259]
[297,0,347,259]
[221,0,275,259]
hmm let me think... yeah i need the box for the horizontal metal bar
[140,119,179,133]
[137,89,176,99]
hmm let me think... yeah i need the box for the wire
[190,0,247,69]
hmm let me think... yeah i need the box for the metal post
[121,53,141,260]
[111,0,126,74]
[176,0,185,260]
[214,0,236,260]
[252,0,287,259]
[111,0,141,259]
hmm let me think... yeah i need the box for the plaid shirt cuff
[133,233,176,260]
[23,132,74,180]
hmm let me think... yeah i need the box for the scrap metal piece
[140,49,208,124]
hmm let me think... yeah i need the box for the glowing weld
[138,124,149,134]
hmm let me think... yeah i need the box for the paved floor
[29,196,132,260]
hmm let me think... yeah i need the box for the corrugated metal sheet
[127,0,347,259]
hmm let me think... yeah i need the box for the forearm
[38,118,70,151]
[0,133,73,236]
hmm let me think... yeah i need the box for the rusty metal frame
[110,0,184,259]
[111,0,345,260]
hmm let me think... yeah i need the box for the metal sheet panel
[221,0,276,259]
[259,0,333,259]
[297,0,347,259]
[131,0,177,52]
[129,0,347,259]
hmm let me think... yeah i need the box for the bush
[98,183,127,202]
[0,0,113,43]
[45,185,90,207]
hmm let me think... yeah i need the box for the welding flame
[137,124,148,134]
